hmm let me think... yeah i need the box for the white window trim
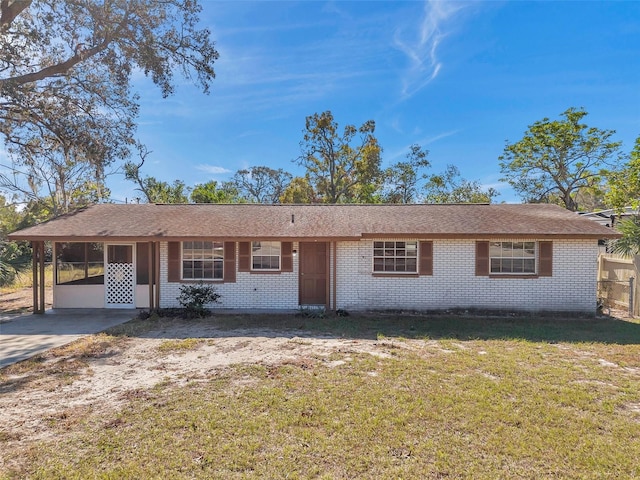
[181,241,224,281]
[371,240,419,274]
[251,241,281,271]
[489,241,538,276]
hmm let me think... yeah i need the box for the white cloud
[420,129,460,145]
[393,0,468,99]
[196,164,233,175]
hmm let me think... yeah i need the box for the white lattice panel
[106,263,134,305]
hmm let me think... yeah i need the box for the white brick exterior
[336,238,598,313]
[159,242,300,310]
[156,238,599,313]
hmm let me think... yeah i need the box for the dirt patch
[0,286,52,314]
[0,318,425,471]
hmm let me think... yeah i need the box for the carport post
[31,241,45,314]
[630,277,635,317]
[39,241,45,313]
[32,241,38,313]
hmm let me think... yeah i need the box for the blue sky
[113,0,640,204]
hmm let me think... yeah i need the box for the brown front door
[299,242,328,306]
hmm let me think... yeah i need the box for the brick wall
[335,238,598,313]
[158,238,598,313]
[159,242,300,309]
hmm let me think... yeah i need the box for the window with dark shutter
[419,241,433,276]
[168,242,181,282]
[538,241,553,276]
[475,241,490,276]
[238,242,251,272]
[281,242,293,272]
[372,241,418,273]
[223,242,236,283]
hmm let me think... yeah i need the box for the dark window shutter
[238,242,251,272]
[281,242,293,272]
[475,241,489,276]
[168,242,181,282]
[136,243,150,285]
[539,241,553,277]
[419,241,433,276]
[223,242,236,283]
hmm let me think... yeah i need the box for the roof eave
[9,232,621,242]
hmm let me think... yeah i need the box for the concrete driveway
[0,309,137,368]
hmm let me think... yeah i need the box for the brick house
[9,203,618,314]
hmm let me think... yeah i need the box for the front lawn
[2,313,640,479]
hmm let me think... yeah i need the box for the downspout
[333,241,337,312]
[148,241,153,310]
[155,241,161,309]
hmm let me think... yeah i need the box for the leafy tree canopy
[279,176,317,204]
[424,165,499,204]
[0,194,30,285]
[230,166,292,204]
[0,194,21,238]
[499,108,622,211]
[383,144,430,204]
[124,149,189,203]
[0,0,218,216]
[606,136,640,211]
[296,111,382,204]
[191,180,243,204]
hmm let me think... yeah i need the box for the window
[182,241,223,280]
[490,241,536,274]
[373,241,418,273]
[56,242,104,285]
[252,241,281,270]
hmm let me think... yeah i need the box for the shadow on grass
[107,312,640,345]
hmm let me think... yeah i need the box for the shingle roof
[8,203,619,241]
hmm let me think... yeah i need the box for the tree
[0,0,218,216]
[423,165,499,204]
[383,144,430,203]
[230,166,292,204]
[190,180,243,204]
[279,176,318,203]
[296,111,382,203]
[606,136,640,211]
[499,108,622,211]
[0,194,21,239]
[0,194,30,285]
[124,150,189,203]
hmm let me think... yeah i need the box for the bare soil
[0,287,415,472]
[0,287,635,474]
[0,319,414,472]
[0,286,52,314]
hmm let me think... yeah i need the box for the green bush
[177,282,221,318]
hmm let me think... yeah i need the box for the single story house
[8,203,619,314]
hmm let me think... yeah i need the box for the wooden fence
[597,254,638,316]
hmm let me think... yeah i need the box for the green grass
[157,338,204,352]
[3,314,640,479]
[0,265,54,291]
[106,310,640,345]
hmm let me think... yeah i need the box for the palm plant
[0,241,31,286]
[610,216,640,257]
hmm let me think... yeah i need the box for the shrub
[177,282,221,318]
